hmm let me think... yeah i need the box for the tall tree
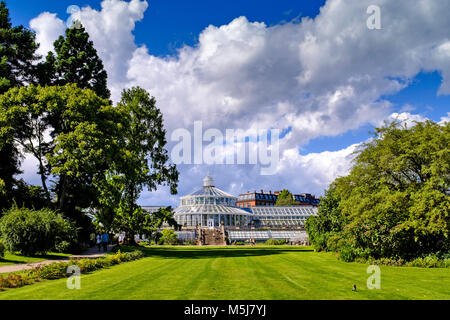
[95,87,179,244]
[0,1,40,93]
[38,24,110,100]
[0,84,115,215]
[0,1,41,210]
[35,23,111,217]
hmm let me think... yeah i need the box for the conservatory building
[174,175,250,228]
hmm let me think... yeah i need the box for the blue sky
[8,0,326,56]
[6,0,450,205]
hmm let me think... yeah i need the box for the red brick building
[237,190,320,208]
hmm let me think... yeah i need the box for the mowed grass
[0,246,448,300]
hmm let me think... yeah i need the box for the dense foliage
[159,229,178,245]
[0,207,79,256]
[0,2,178,252]
[93,87,179,244]
[275,189,296,206]
[0,1,41,211]
[0,239,5,258]
[265,239,287,245]
[37,24,110,100]
[306,120,450,262]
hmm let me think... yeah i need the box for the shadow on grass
[0,258,27,265]
[0,253,70,266]
[116,245,313,259]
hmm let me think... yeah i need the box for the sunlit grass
[0,246,448,300]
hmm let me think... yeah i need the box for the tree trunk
[37,158,51,204]
[58,174,68,210]
[123,232,138,246]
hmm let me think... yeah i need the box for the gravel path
[0,245,113,274]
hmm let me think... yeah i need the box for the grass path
[0,246,448,300]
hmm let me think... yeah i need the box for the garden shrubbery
[265,239,287,245]
[158,229,178,245]
[0,207,80,256]
[0,250,145,291]
[306,121,450,266]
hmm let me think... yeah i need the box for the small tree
[275,189,296,206]
[159,229,178,245]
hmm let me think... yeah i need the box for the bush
[0,239,5,259]
[183,239,196,246]
[339,246,357,262]
[406,254,449,268]
[0,207,79,256]
[0,273,33,290]
[265,239,287,245]
[159,229,178,245]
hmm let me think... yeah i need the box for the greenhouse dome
[174,175,250,228]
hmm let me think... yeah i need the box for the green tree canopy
[94,87,179,245]
[0,84,116,219]
[0,1,41,210]
[0,1,40,93]
[38,24,110,100]
[275,189,296,206]
[306,120,450,261]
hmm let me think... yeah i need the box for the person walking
[102,232,109,252]
[96,234,102,252]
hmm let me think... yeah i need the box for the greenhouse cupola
[174,175,250,229]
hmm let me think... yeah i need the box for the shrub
[0,273,33,290]
[0,239,5,259]
[265,239,287,245]
[183,239,196,246]
[159,229,178,245]
[0,207,79,256]
[339,246,357,262]
[406,254,448,268]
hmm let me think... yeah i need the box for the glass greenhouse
[174,175,250,228]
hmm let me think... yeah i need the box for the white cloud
[386,112,428,128]
[439,112,450,124]
[29,12,66,58]
[275,143,361,194]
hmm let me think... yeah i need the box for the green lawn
[0,246,448,300]
[0,252,71,267]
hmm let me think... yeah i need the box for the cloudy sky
[8,0,450,206]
